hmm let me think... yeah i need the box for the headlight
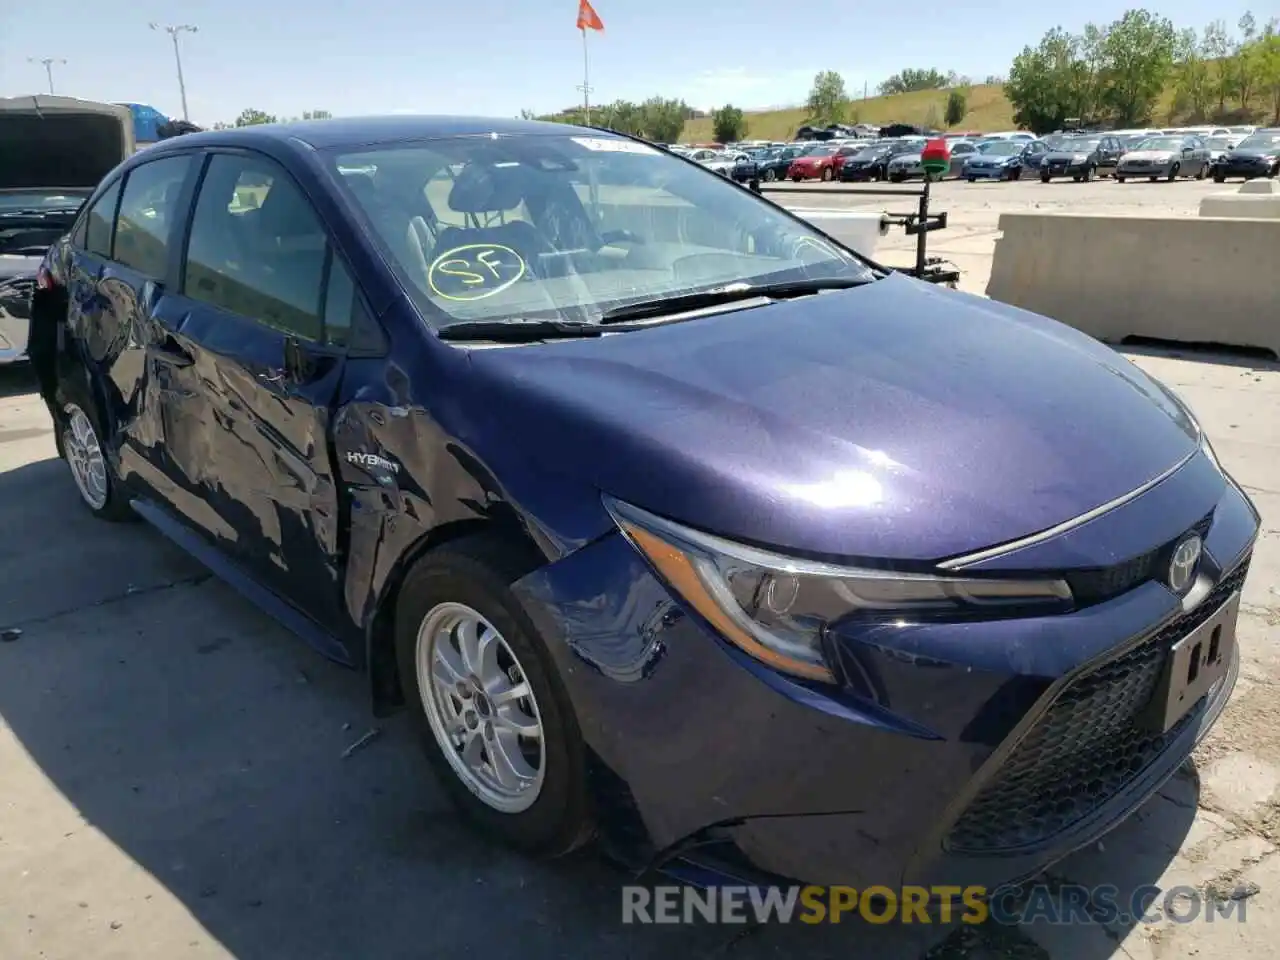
[606,497,1073,684]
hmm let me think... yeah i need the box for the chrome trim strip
[938,449,1199,571]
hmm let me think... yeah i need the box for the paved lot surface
[773,175,1230,294]
[2,177,1278,959]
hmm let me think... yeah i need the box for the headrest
[447,163,527,214]
[258,183,322,238]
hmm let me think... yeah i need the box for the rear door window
[83,179,122,258]
[113,155,193,277]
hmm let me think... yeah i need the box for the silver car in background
[1116,134,1212,182]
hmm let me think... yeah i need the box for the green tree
[1203,20,1234,115]
[639,97,688,143]
[944,89,968,126]
[1235,13,1261,109]
[1172,28,1212,120]
[805,70,848,124]
[1005,27,1090,134]
[234,108,276,126]
[1258,21,1280,123]
[879,68,951,95]
[711,105,747,143]
[599,100,646,136]
[1099,9,1177,126]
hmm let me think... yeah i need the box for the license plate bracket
[1143,592,1240,733]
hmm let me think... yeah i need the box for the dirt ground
[1,176,1277,960]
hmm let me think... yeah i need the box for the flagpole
[581,27,591,125]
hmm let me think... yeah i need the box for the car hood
[1043,151,1092,161]
[460,274,1199,562]
[970,154,1016,163]
[1229,148,1278,160]
[890,153,923,164]
[0,253,41,280]
[0,95,134,190]
[1122,150,1175,161]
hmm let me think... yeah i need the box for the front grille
[946,556,1249,854]
[1065,516,1212,607]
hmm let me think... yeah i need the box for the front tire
[59,386,134,522]
[1214,170,1226,183]
[395,537,593,857]
[762,168,776,182]
[1083,164,1095,182]
[1040,172,1051,183]
[820,167,833,182]
[1167,163,1180,182]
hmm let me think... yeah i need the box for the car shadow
[0,456,963,960]
[1121,339,1280,368]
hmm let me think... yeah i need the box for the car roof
[135,115,609,153]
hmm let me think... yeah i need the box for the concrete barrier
[1199,179,1280,218]
[986,212,1280,356]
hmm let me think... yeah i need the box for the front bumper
[1118,161,1176,177]
[0,274,34,364]
[1041,160,1089,178]
[839,164,877,181]
[964,164,1013,179]
[513,448,1258,889]
[1215,160,1274,178]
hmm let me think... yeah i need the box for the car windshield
[1066,139,1101,151]
[0,189,88,213]
[979,141,1021,156]
[852,146,887,160]
[1238,132,1280,151]
[1205,137,1233,149]
[329,134,877,329]
[804,145,837,156]
[1136,137,1184,151]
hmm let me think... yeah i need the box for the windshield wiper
[598,277,874,325]
[437,318,607,343]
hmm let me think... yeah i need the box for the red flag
[576,0,604,31]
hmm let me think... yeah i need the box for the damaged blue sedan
[31,116,1258,894]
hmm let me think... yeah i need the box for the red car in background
[787,143,863,181]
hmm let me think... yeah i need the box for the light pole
[149,23,198,121]
[28,57,66,95]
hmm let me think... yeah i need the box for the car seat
[430,163,556,277]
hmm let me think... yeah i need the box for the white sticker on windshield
[571,136,660,155]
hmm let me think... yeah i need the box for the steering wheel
[598,229,646,246]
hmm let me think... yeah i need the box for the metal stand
[748,176,960,286]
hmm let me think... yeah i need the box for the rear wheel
[762,168,776,182]
[395,537,593,857]
[59,387,134,522]
[1116,175,1126,182]
[1083,164,1095,182]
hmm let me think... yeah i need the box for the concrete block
[1200,179,1280,218]
[985,213,1280,356]
[1201,753,1280,818]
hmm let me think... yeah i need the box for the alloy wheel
[63,403,109,511]
[415,602,546,813]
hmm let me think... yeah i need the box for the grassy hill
[678,78,1264,142]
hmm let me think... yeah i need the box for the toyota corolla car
[32,116,1258,895]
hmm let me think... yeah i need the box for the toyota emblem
[1168,535,1203,595]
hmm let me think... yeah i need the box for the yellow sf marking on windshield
[428,243,527,302]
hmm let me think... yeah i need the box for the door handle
[153,336,194,368]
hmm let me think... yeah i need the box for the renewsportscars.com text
[621,884,1252,925]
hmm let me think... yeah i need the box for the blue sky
[0,1,1257,125]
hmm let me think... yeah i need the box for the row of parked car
[673,124,1279,187]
